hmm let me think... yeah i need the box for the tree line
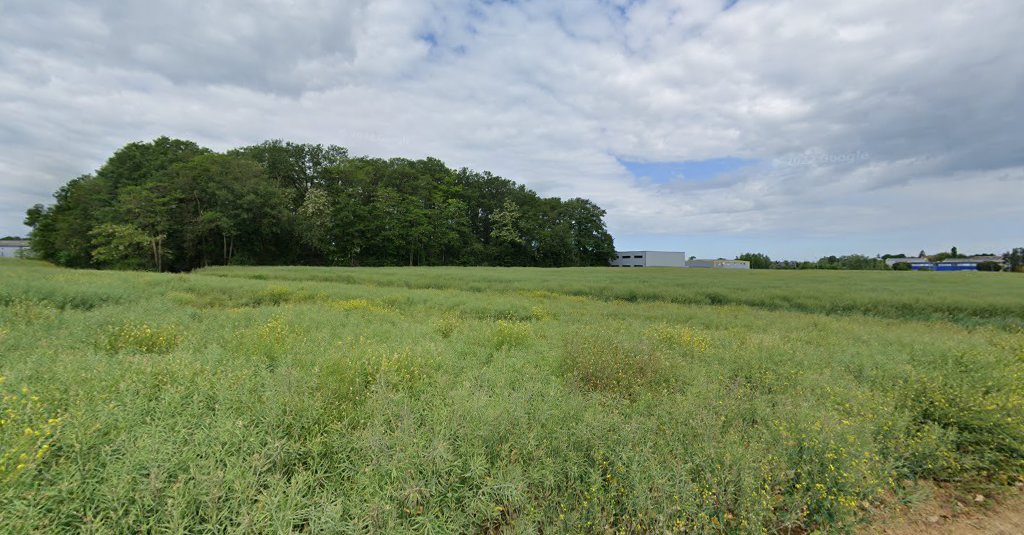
[24,137,616,271]
[737,247,1024,271]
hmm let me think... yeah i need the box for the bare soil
[861,482,1024,535]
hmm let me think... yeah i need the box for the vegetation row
[1,260,1022,533]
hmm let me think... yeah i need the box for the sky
[1,0,1022,261]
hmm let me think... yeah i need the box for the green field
[1,259,1022,533]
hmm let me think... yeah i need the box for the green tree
[297,188,336,258]
[231,140,348,207]
[559,198,616,266]
[27,137,616,270]
[1004,248,1024,272]
[489,199,525,265]
[433,198,472,265]
[115,183,176,271]
[88,223,153,270]
[737,252,772,269]
[96,137,208,191]
[165,153,289,268]
[37,175,109,267]
[976,261,1002,272]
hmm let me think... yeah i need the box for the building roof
[885,257,931,265]
[887,255,1004,266]
[0,240,29,247]
[614,250,685,254]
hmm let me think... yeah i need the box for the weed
[493,319,531,349]
[327,298,390,312]
[562,328,675,393]
[102,321,182,354]
[434,312,463,339]
[644,323,710,353]
[0,377,62,481]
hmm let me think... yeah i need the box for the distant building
[610,251,687,268]
[886,256,1006,271]
[885,257,934,270]
[0,240,29,258]
[687,259,750,270]
[936,259,979,271]
[966,255,1007,265]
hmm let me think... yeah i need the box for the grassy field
[1,258,1022,533]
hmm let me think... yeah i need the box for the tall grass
[197,265,1024,328]
[1,258,1022,533]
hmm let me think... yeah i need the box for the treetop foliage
[736,252,771,269]
[25,137,616,271]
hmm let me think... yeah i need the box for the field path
[864,490,1024,534]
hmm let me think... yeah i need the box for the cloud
[0,0,1021,258]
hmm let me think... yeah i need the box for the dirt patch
[861,482,1024,535]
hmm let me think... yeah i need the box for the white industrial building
[0,240,29,258]
[610,251,687,268]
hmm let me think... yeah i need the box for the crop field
[1,258,1023,533]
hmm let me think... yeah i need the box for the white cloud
[0,0,1021,258]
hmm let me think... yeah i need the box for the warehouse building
[887,256,1006,271]
[884,257,933,270]
[0,240,29,258]
[687,259,750,270]
[610,251,687,268]
[933,259,975,271]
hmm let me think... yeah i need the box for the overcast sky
[1,0,1022,260]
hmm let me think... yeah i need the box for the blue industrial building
[885,256,1005,271]
[935,259,980,271]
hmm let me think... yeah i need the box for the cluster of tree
[25,137,616,271]
[737,246,1024,272]
[1005,248,1024,272]
[736,252,772,269]
[736,252,887,270]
